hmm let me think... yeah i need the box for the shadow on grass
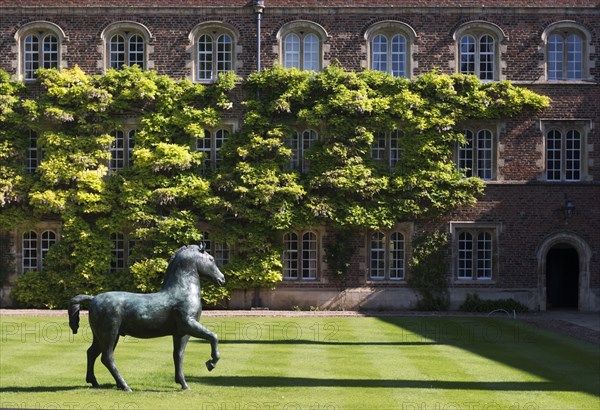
[0,384,112,393]
[377,317,600,398]
[189,375,582,392]
[217,340,437,346]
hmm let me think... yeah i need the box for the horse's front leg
[173,334,191,389]
[181,318,220,371]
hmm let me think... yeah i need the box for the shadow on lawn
[189,375,582,392]
[378,317,600,398]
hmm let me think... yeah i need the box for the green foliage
[407,231,450,311]
[1,65,550,308]
[460,293,530,313]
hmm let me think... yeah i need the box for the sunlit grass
[1,315,598,409]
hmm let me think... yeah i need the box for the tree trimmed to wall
[0,65,549,308]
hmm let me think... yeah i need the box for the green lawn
[1,314,599,409]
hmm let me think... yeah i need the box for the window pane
[458,232,473,279]
[476,129,493,180]
[286,132,300,170]
[129,34,145,69]
[565,129,581,181]
[23,231,38,271]
[460,35,476,75]
[40,230,56,270]
[371,131,386,162]
[127,129,137,167]
[283,232,298,279]
[476,232,492,279]
[548,34,563,80]
[303,34,320,72]
[217,34,233,74]
[215,129,229,169]
[301,129,317,173]
[284,34,300,69]
[302,232,317,279]
[546,129,562,181]
[110,232,125,274]
[369,231,385,279]
[198,34,214,81]
[110,35,125,69]
[372,34,387,73]
[24,34,39,79]
[26,130,38,173]
[389,232,404,279]
[567,34,583,80]
[110,130,125,170]
[458,130,474,177]
[391,35,406,77]
[42,35,58,69]
[389,129,402,169]
[479,35,495,81]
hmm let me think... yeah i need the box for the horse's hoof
[205,360,216,371]
[119,385,132,392]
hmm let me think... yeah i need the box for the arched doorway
[546,245,579,309]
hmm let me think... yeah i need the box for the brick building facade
[1,0,598,311]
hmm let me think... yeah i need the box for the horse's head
[189,243,226,286]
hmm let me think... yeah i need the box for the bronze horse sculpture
[68,244,225,391]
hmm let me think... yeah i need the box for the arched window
[457,128,495,180]
[368,230,405,280]
[278,21,329,72]
[454,22,507,81]
[286,128,318,173]
[22,229,57,272]
[365,21,417,78]
[101,22,152,72]
[196,127,232,171]
[543,22,590,81]
[15,21,66,80]
[283,231,319,280]
[189,22,238,83]
[109,127,138,170]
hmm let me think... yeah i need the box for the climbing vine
[0,65,549,308]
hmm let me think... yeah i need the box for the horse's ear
[198,242,206,252]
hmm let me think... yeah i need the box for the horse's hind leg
[86,337,101,388]
[173,335,191,389]
[100,335,132,392]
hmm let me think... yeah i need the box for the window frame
[101,22,152,73]
[450,222,500,283]
[364,21,417,78]
[189,22,238,83]
[282,230,320,281]
[20,226,59,274]
[109,125,138,171]
[109,232,137,274]
[277,20,329,72]
[454,21,507,82]
[541,120,590,182]
[201,230,231,268]
[367,229,407,281]
[371,129,403,170]
[286,128,319,173]
[542,21,591,82]
[195,125,234,171]
[457,127,496,181]
[15,21,67,81]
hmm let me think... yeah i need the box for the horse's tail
[68,294,94,334]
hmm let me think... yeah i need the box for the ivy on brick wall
[0,65,549,308]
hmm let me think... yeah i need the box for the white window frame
[201,231,230,268]
[364,21,417,78]
[196,126,233,171]
[541,121,590,182]
[454,21,507,82]
[101,22,153,73]
[542,21,592,82]
[282,230,319,281]
[15,21,67,81]
[457,128,495,181]
[451,222,500,282]
[189,22,239,83]
[286,128,318,173]
[368,229,406,281]
[371,129,403,170]
[109,126,138,170]
[21,227,58,273]
[277,20,329,72]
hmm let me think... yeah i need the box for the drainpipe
[253,0,265,73]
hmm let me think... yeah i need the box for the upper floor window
[364,21,417,78]
[196,127,231,171]
[283,230,319,280]
[277,21,329,72]
[543,22,591,81]
[286,128,318,173]
[189,23,238,83]
[457,128,495,181]
[542,121,590,182]
[368,230,405,281]
[22,229,57,272]
[109,127,137,170]
[15,21,67,80]
[101,22,152,72]
[454,22,507,81]
[371,129,403,170]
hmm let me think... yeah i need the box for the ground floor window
[368,230,405,280]
[283,231,318,280]
[22,229,57,272]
